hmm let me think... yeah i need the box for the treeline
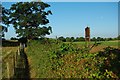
[2,35,120,42]
[57,36,120,42]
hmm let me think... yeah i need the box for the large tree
[7,2,52,39]
[0,4,10,37]
[0,25,8,37]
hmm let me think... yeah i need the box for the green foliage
[0,25,8,37]
[91,37,96,41]
[66,37,72,42]
[78,37,85,41]
[96,46,120,78]
[5,2,52,39]
[26,40,54,77]
[0,5,10,37]
[1,4,11,25]
[49,42,81,59]
[48,43,79,71]
[58,36,85,42]
[57,36,66,42]
[26,40,120,78]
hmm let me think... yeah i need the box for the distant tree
[6,2,52,39]
[79,37,85,41]
[75,37,80,42]
[101,38,105,41]
[91,37,96,41]
[113,37,118,40]
[74,37,85,42]
[58,36,66,42]
[107,38,113,41]
[97,37,105,41]
[96,37,101,41]
[66,37,72,42]
[71,37,75,42]
[104,38,107,41]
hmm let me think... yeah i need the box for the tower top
[86,26,89,28]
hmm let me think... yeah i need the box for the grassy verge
[101,41,119,47]
[26,41,56,78]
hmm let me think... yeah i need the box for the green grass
[2,40,119,78]
[65,41,119,47]
[26,40,120,78]
[26,41,57,78]
[101,41,119,47]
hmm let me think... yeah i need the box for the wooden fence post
[13,54,15,76]
[6,62,10,78]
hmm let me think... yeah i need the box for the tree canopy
[3,2,52,39]
[0,4,10,37]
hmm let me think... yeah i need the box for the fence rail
[2,44,29,79]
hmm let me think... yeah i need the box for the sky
[1,1,119,39]
[1,0,120,2]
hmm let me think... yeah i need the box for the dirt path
[90,45,119,53]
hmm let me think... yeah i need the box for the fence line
[3,47,21,78]
[5,51,17,78]
[2,43,28,79]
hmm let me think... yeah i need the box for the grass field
[66,41,119,53]
[2,40,120,78]
[70,41,119,47]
